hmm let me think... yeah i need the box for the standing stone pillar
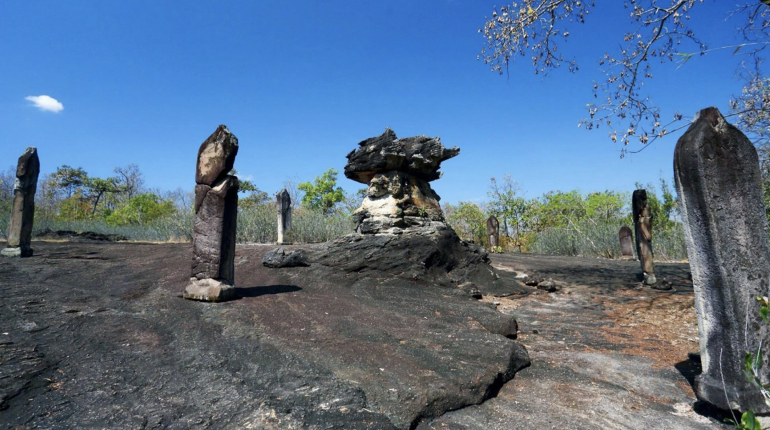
[2,147,40,258]
[276,188,292,245]
[674,107,770,413]
[618,226,634,259]
[632,190,656,285]
[184,125,239,302]
[487,215,499,250]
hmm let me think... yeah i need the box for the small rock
[537,278,560,293]
[263,248,309,268]
[523,272,544,286]
[651,278,673,291]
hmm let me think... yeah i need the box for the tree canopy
[479,1,770,155]
[297,168,346,214]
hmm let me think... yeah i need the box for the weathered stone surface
[674,107,770,413]
[618,226,634,258]
[523,272,544,286]
[186,126,239,302]
[195,125,239,186]
[487,215,500,249]
[3,147,39,258]
[190,176,239,283]
[310,224,527,298]
[352,171,445,234]
[276,188,292,245]
[632,190,656,285]
[263,247,308,268]
[344,128,459,184]
[183,277,235,302]
[35,229,127,242]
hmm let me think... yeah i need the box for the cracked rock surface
[1,241,529,429]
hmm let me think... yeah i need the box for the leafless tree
[479,1,770,156]
[114,164,144,201]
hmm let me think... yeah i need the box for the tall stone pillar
[2,147,40,258]
[674,107,770,413]
[632,189,656,285]
[487,215,499,249]
[276,188,292,245]
[184,125,239,302]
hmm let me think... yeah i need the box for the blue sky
[0,1,758,205]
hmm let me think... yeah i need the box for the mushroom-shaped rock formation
[345,129,460,234]
[309,129,527,299]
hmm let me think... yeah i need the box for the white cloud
[25,95,64,113]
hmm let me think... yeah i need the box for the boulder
[344,128,459,184]
[195,125,239,186]
[309,224,526,298]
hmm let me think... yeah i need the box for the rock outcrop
[2,147,40,258]
[184,125,239,302]
[314,129,527,298]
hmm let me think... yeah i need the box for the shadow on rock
[236,284,302,298]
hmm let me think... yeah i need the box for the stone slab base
[183,278,236,302]
[276,241,293,245]
[1,247,32,258]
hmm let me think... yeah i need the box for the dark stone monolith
[618,226,634,259]
[2,147,40,258]
[276,188,292,245]
[674,107,770,413]
[184,125,239,302]
[632,190,656,285]
[487,215,500,249]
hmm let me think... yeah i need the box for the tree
[105,193,175,226]
[445,201,488,245]
[0,166,14,217]
[487,175,534,251]
[85,177,121,216]
[534,190,586,229]
[114,164,144,201]
[479,1,770,154]
[584,191,628,222]
[297,168,345,214]
[52,165,88,198]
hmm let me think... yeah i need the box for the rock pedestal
[332,129,527,299]
[487,215,500,249]
[632,190,656,285]
[345,129,459,234]
[2,147,40,258]
[674,107,770,413]
[276,188,292,245]
[618,226,634,259]
[184,125,239,302]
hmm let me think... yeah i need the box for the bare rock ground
[1,241,728,429]
[0,240,525,430]
[420,253,725,429]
